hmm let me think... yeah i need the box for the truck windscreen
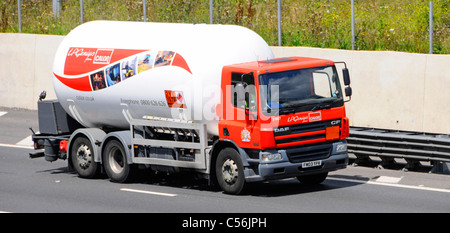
[259,65,343,116]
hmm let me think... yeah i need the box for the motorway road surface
[0,108,449,214]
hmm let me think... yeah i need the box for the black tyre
[103,139,135,183]
[297,172,328,185]
[215,148,245,195]
[70,136,98,178]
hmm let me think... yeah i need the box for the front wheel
[103,139,136,183]
[215,148,245,195]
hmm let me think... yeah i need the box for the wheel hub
[76,144,92,169]
[108,147,124,174]
[222,159,238,184]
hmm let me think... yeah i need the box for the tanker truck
[30,21,352,194]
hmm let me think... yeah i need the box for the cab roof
[226,56,335,74]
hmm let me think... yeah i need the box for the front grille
[285,143,332,163]
[275,131,325,144]
[273,119,340,163]
[274,120,328,137]
[274,120,340,147]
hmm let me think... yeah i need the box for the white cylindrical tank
[53,21,274,136]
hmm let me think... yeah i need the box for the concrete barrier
[0,33,63,110]
[1,33,449,134]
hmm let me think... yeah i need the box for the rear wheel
[103,139,135,183]
[70,136,98,178]
[215,148,245,195]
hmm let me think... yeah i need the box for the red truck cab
[215,57,351,192]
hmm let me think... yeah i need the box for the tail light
[59,140,68,153]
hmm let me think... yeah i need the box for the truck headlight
[336,143,347,153]
[262,153,283,162]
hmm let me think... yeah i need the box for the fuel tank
[52,21,274,136]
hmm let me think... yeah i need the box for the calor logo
[308,112,322,122]
[93,49,114,64]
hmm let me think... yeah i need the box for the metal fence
[6,0,444,54]
[348,127,450,174]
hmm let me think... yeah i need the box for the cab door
[218,71,260,149]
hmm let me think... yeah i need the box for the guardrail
[347,127,450,174]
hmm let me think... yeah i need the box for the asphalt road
[0,108,449,215]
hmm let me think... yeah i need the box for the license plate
[302,160,322,168]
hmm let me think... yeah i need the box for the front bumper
[244,141,348,182]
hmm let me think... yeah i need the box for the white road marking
[0,111,7,117]
[0,133,39,149]
[375,176,403,184]
[328,177,450,194]
[16,135,34,147]
[0,143,34,150]
[120,188,178,197]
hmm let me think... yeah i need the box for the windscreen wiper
[311,99,341,111]
[279,107,295,115]
[280,100,315,114]
[311,103,331,111]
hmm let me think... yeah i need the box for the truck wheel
[215,148,245,195]
[297,172,328,185]
[103,139,135,183]
[71,136,98,178]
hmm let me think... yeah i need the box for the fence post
[17,0,21,33]
[52,0,61,17]
[80,0,84,24]
[277,0,282,46]
[143,0,147,22]
[351,0,355,50]
[429,1,433,54]
[209,0,213,24]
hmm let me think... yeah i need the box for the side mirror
[343,68,350,86]
[235,83,246,103]
[345,86,352,97]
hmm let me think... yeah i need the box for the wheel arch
[68,128,106,166]
[209,139,250,183]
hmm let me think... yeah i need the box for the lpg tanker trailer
[31,21,352,194]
